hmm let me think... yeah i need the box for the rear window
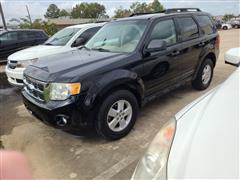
[195,15,214,35]
[177,17,199,41]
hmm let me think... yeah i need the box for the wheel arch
[193,52,216,80]
[82,69,145,110]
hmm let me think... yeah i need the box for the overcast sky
[1,0,240,24]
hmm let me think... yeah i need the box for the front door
[141,18,184,97]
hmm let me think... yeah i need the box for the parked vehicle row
[132,47,239,179]
[19,8,220,140]
[0,29,48,62]
[5,23,105,86]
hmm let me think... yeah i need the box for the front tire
[192,58,214,90]
[96,90,139,140]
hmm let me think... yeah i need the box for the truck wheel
[96,90,138,140]
[192,58,214,90]
[223,26,228,30]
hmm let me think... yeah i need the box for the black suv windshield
[45,28,80,46]
[85,20,148,53]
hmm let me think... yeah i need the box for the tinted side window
[18,32,28,39]
[150,19,177,46]
[0,32,18,41]
[177,17,199,41]
[195,15,214,35]
[77,27,101,43]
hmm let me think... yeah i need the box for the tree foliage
[114,0,164,18]
[44,4,60,18]
[71,3,106,18]
[222,14,235,22]
[19,19,58,36]
[114,6,131,18]
[59,9,70,17]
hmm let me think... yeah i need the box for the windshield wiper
[91,47,110,52]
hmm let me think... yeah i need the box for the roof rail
[165,8,201,13]
[129,8,201,17]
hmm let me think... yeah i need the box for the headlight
[48,83,81,101]
[132,118,176,180]
[16,58,38,68]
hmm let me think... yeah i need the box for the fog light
[56,115,69,127]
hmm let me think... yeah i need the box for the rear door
[174,16,203,78]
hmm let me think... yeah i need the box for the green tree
[222,14,235,22]
[130,2,150,14]
[59,9,70,17]
[44,4,60,18]
[113,0,164,18]
[114,6,131,18]
[149,0,164,12]
[71,3,106,18]
[19,18,58,36]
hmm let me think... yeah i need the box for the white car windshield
[85,20,148,53]
[45,28,80,46]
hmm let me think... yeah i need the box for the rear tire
[192,58,214,90]
[96,90,139,140]
[223,26,228,30]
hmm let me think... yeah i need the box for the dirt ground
[0,29,239,180]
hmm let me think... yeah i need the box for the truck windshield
[44,28,80,46]
[85,20,148,53]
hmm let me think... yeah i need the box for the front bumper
[22,90,95,135]
[5,65,25,87]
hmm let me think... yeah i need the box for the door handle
[198,42,205,47]
[171,50,180,56]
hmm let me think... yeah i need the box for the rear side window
[177,17,199,41]
[27,32,42,39]
[195,15,214,35]
[150,19,177,46]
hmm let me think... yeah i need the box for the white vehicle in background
[132,48,240,179]
[222,23,232,30]
[5,23,105,86]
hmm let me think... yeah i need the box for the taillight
[217,33,220,49]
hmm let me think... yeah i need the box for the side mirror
[225,48,240,67]
[146,39,167,53]
[72,37,86,47]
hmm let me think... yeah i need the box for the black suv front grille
[8,60,18,69]
[23,76,47,102]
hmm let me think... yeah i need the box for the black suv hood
[24,49,129,82]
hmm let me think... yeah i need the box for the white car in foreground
[132,48,240,179]
[5,23,105,86]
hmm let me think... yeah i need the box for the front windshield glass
[45,28,80,46]
[85,20,148,53]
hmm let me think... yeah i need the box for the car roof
[116,11,210,22]
[6,29,45,32]
[66,22,106,29]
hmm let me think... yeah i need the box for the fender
[193,45,216,80]
[82,69,145,110]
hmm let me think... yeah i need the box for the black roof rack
[130,8,201,17]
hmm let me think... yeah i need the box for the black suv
[22,8,219,140]
[0,29,48,62]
